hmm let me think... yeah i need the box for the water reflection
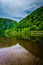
[0,37,43,60]
[17,40,43,60]
[1,44,43,65]
[0,37,17,48]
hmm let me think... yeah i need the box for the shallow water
[0,37,43,65]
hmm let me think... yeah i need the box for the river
[0,37,43,65]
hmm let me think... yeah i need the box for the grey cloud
[0,0,43,22]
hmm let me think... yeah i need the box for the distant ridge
[0,18,17,36]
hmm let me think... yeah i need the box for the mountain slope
[13,6,43,31]
[5,6,43,40]
[0,18,17,36]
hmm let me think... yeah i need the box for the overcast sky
[0,0,43,22]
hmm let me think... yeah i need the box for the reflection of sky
[0,0,43,22]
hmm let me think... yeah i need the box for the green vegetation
[0,6,43,46]
[11,6,43,31]
[5,6,43,46]
[5,7,43,45]
[0,18,17,36]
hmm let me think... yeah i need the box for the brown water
[0,37,43,65]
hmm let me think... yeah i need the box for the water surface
[0,37,43,65]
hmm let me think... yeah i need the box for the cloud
[24,0,43,14]
[0,0,43,22]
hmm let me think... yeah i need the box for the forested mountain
[13,6,43,31]
[0,18,17,36]
[5,6,43,43]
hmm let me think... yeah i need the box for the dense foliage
[14,6,43,31]
[0,18,17,36]
[4,7,43,46]
[5,6,43,33]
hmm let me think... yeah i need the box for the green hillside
[5,6,43,45]
[0,18,17,36]
[13,6,43,31]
